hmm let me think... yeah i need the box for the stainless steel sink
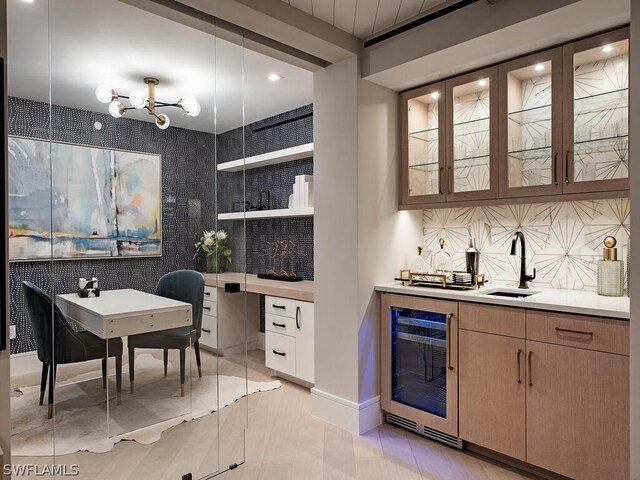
[480,289,540,299]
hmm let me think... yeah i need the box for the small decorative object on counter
[258,240,303,282]
[410,245,431,280]
[77,277,100,298]
[432,238,452,274]
[194,230,232,274]
[465,237,479,279]
[597,235,624,297]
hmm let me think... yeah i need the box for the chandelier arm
[145,105,162,120]
[153,102,180,108]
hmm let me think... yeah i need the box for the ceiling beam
[175,0,362,64]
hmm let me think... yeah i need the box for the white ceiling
[7,0,313,133]
[280,0,456,39]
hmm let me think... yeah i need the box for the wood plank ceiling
[281,0,452,39]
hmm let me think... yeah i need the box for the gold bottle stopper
[418,245,423,256]
[603,235,617,261]
[439,238,445,249]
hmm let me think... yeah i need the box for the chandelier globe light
[95,77,200,129]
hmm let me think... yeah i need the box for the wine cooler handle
[517,349,522,384]
[446,313,454,371]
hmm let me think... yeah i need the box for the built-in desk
[198,273,315,367]
[202,273,314,303]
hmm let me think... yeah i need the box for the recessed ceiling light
[267,74,282,82]
[602,45,614,53]
[534,64,545,71]
[478,79,487,87]
[431,91,440,99]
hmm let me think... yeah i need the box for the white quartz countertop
[374,282,630,320]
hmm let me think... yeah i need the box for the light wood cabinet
[526,340,629,480]
[399,27,629,209]
[459,330,526,461]
[457,302,629,479]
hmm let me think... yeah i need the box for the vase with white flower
[194,230,232,273]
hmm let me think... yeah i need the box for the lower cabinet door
[294,301,314,384]
[459,330,526,460]
[526,341,629,480]
[265,331,296,377]
[199,313,217,349]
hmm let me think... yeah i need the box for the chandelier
[95,77,201,130]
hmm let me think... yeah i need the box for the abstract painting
[8,137,161,260]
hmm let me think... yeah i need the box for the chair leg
[180,348,186,397]
[102,357,107,389]
[128,346,135,394]
[194,341,202,378]
[47,364,56,419]
[163,349,168,377]
[115,354,122,405]
[39,363,49,406]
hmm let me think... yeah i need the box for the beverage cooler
[380,293,460,447]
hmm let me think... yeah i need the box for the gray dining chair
[22,281,124,419]
[127,270,205,396]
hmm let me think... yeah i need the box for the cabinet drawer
[265,313,295,336]
[200,314,217,348]
[265,331,296,376]
[202,303,216,317]
[265,296,297,318]
[459,302,525,338]
[203,286,217,302]
[526,310,629,355]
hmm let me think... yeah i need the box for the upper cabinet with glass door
[563,28,629,193]
[446,67,499,202]
[499,48,563,198]
[400,82,446,205]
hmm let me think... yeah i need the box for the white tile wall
[421,198,630,290]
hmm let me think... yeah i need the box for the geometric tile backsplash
[421,197,629,291]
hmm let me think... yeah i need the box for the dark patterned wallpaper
[9,99,314,354]
[217,104,314,280]
[8,97,216,354]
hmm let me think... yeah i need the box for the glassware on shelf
[411,245,431,275]
[432,238,452,275]
[407,88,441,197]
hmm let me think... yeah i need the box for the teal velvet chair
[22,281,124,419]
[127,270,205,396]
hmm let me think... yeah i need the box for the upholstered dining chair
[22,281,124,419]
[127,270,205,397]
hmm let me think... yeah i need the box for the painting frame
[8,135,162,262]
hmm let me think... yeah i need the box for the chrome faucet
[510,231,536,289]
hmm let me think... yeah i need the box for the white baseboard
[310,388,381,435]
[10,351,42,376]
[257,332,265,351]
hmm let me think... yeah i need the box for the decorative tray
[396,270,486,290]
[257,273,304,282]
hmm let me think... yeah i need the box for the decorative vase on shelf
[597,236,624,297]
[206,254,225,274]
[432,238,452,274]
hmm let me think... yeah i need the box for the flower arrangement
[194,230,232,273]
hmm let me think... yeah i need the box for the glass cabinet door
[563,27,629,193]
[499,48,563,197]
[400,82,446,205]
[446,67,498,201]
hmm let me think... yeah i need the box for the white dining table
[56,288,192,339]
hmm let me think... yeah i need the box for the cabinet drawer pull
[272,321,286,328]
[203,306,211,311]
[296,306,301,329]
[517,349,522,384]
[446,313,454,371]
[555,326,594,337]
[553,152,559,186]
[272,304,286,310]
[528,351,533,387]
[204,292,211,296]
[272,350,286,357]
[565,150,570,184]
[202,328,211,333]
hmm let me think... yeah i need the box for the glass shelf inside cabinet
[508,146,551,161]
[574,134,629,153]
[409,161,439,170]
[453,154,490,164]
[410,127,438,142]
[507,104,552,125]
[574,88,628,115]
[453,116,490,129]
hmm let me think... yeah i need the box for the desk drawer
[202,303,216,317]
[265,313,295,336]
[265,331,296,376]
[265,296,297,318]
[526,310,629,355]
[200,314,217,348]
[203,286,217,302]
